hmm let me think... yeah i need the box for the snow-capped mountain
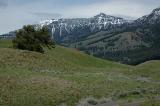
[40,13,128,27]
[93,13,127,25]
[0,13,130,41]
[38,13,129,42]
[40,20,54,27]
[135,7,160,25]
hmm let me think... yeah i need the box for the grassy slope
[0,40,160,106]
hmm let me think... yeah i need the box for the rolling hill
[0,40,160,106]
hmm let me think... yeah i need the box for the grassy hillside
[0,40,160,106]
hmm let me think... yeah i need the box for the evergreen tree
[13,25,55,53]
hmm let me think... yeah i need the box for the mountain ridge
[0,12,131,41]
[37,12,129,43]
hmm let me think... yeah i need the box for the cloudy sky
[0,0,160,34]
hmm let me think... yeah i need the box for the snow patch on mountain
[37,13,131,41]
[40,19,58,27]
[135,7,160,25]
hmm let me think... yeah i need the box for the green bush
[13,25,55,53]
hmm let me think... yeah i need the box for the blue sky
[0,0,160,34]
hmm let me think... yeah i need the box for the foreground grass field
[0,40,160,106]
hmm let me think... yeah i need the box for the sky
[0,0,160,34]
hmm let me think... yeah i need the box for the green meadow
[0,40,160,106]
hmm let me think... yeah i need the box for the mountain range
[38,13,131,42]
[1,7,160,65]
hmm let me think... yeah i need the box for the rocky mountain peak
[94,12,122,19]
[146,7,160,23]
[152,7,160,14]
[94,13,107,18]
[135,7,160,25]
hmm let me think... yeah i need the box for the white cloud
[63,0,159,18]
[31,12,62,20]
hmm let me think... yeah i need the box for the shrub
[13,25,55,53]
